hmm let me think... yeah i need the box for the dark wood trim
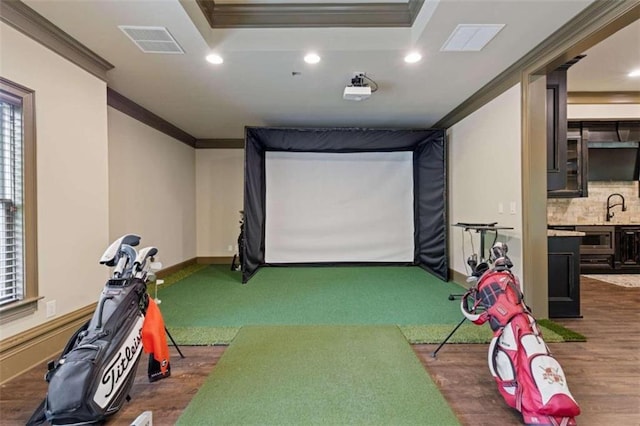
[435,1,640,128]
[156,257,198,279]
[196,139,245,149]
[0,77,39,325]
[197,256,234,265]
[0,0,114,82]
[196,0,423,28]
[107,88,197,148]
[568,91,640,104]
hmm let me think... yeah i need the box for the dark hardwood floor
[1,276,638,425]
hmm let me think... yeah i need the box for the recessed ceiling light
[304,53,321,64]
[404,52,422,63]
[206,53,223,64]
[628,69,640,77]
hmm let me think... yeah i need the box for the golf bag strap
[25,398,46,426]
[460,289,488,325]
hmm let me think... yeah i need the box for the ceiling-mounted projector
[343,86,371,101]
[342,71,378,101]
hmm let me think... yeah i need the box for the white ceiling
[21,0,639,139]
[568,19,640,92]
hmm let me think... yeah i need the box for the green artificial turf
[155,263,209,290]
[159,265,584,345]
[159,265,469,327]
[537,318,587,342]
[176,325,460,426]
[167,322,565,345]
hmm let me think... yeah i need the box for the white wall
[0,23,110,339]
[196,149,244,257]
[107,108,196,268]
[448,84,523,281]
[568,103,640,119]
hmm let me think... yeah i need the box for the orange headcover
[141,298,170,375]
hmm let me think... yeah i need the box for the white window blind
[0,96,24,307]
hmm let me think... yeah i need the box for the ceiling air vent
[118,26,184,54]
[441,24,505,52]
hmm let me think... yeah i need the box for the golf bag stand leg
[165,327,185,358]
[431,317,467,358]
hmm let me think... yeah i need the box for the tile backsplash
[547,181,640,225]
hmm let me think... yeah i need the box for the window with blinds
[0,95,24,307]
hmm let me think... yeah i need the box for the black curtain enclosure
[242,127,447,283]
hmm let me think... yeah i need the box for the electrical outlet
[510,201,517,214]
[46,300,56,318]
[227,245,233,252]
[498,202,504,214]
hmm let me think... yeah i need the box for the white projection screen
[265,151,414,263]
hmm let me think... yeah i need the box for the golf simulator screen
[264,151,415,263]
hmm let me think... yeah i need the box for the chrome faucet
[606,193,626,222]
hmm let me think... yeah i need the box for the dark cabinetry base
[548,236,581,318]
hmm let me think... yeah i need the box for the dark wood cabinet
[548,122,588,198]
[615,226,640,269]
[548,235,581,318]
[546,68,568,192]
[583,120,640,182]
[546,55,587,195]
[548,120,640,198]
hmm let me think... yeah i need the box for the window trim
[0,77,38,324]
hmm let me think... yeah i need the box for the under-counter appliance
[576,225,615,270]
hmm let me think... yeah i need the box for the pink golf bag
[461,244,580,426]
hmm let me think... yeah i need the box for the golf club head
[100,234,140,266]
[134,246,158,268]
[491,242,508,260]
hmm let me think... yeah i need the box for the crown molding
[567,91,640,104]
[107,88,197,147]
[196,139,245,149]
[196,0,424,28]
[106,89,246,149]
[0,0,114,82]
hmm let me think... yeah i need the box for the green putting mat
[176,325,461,426]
